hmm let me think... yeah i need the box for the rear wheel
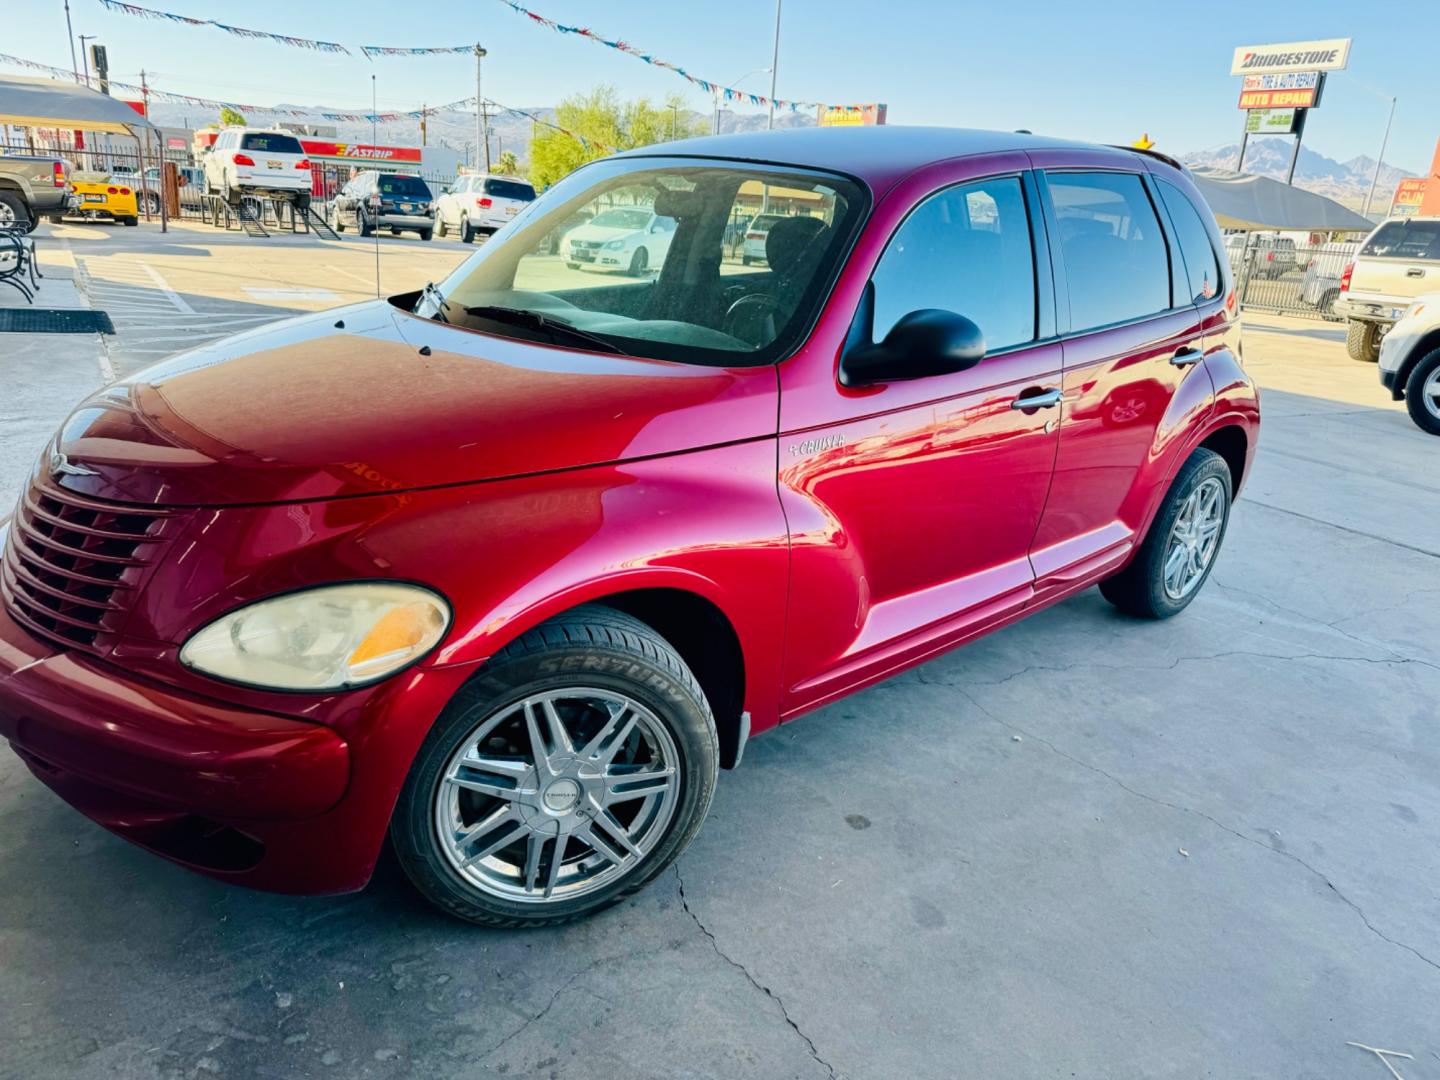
[391,605,718,927]
[120,215,138,227]
[1100,448,1232,619]
[418,227,433,241]
[357,207,373,237]
[1404,349,1440,436]
[0,191,32,232]
[460,216,475,243]
[1346,319,1381,363]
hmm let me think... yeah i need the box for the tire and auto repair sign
[1237,72,1321,110]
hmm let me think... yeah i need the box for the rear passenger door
[1026,157,1214,601]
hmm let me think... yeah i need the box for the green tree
[219,107,247,127]
[496,149,520,176]
[528,87,704,190]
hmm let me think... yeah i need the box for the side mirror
[839,285,986,387]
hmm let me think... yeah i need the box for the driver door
[778,164,1062,715]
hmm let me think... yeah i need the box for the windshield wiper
[463,304,623,354]
[418,281,449,323]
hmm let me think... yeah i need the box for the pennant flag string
[98,0,349,53]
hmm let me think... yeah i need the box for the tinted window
[870,176,1036,352]
[378,175,431,198]
[1158,180,1222,304]
[484,178,536,201]
[1361,220,1440,261]
[240,133,304,154]
[1049,172,1170,331]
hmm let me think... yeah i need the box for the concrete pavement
[0,224,1436,1080]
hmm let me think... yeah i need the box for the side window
[1158,180,1222,304]
[870,175,1037,353]
[1047,172,1171,332]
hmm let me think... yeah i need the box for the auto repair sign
[1230,38,1351,76]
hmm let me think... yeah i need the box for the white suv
[1378,292,1440,435]
[434,173,536,242]
[1335,216,1440,362]
[203,128,312,208]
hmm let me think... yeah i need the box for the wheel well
[1399,329,1440,391]
[592,589,747,770]
[1199,425,1248,492]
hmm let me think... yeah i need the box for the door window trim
[1036,166,1187,338]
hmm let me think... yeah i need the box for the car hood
[49,300,777,507]
[567,224,640,244]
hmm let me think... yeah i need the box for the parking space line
[137,263,197,314]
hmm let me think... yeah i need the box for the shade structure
[1189,166,1375,233]
[0,73,157,135]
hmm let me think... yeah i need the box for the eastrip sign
[1230,38,1350,76]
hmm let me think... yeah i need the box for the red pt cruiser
[0,129,1257,925]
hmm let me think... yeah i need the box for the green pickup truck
[0,152,80,232]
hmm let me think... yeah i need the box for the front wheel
[1404,348,1440,436]
[1346,319,1381,363]
[1100,448,1232,619]
[434,212,447,239]
[391,605,719,927]
[628,246,649,276]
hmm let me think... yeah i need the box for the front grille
[2,480,177,651]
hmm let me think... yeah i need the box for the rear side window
[870,175,1037,352]
[1361,220,1440,261]
[483,178,536,201]
[240,133,304,155]
[1157,180,1222,304]
[1048,172,1170,331]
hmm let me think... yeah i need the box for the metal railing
[1226,236,1362,321]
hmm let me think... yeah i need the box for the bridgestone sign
[1230,38,1351,75]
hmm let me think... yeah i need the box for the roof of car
[621,126,1153,186]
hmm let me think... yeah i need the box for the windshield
[379,175,431,198]
[425,158,865,366]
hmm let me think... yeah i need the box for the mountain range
[1180,139,1417,209]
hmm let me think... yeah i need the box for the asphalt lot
[2,221,1438,1080]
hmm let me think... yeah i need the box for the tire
[120,216,138,227]
[418,228,433,241]
[566,262,580,270]
[145,193,161,216]
[1318,288,1338,316]
[434,212,447,239]
[628,246,649,276]
[1404,348,1440,436]
[741,255,752,266]
[1346,319,1380,363]
[330,204,345,233]
[222,179,239,208]
[460,216,475,244]
[357,207,373,238]
[1099,448,1232,619]
[47,213,65,224]
[0,191,33,232]
[391,604,719,928]
[294,193,311,213]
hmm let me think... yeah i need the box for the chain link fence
[1224,234,1363,322]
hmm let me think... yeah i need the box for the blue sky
[9,0,1437,173]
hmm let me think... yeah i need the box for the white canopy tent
[0,73,157,136]
[1189,166,1374,233]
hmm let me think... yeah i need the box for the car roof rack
[1108,144,1186,172]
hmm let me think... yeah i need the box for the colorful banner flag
[98,0,349,53]
[360,45,475,58]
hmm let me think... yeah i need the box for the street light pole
[713,68,771,136]
[1362,95,1398,220]
[474,44,489,172]
[767,0,782,130]
[63,0,80,82]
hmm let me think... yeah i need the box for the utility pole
[474,44,489,172]
[1362,96,1398,220]
[139,70,166,233]
[767,0,782,130]
[63,0,80,82]
[420,102,427,147]
[78,35,95,87]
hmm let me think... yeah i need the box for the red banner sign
[299,140,422,163]
[1238,87,1317,109]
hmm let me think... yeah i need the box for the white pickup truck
[1335,216,1440,362]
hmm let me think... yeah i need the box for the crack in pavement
[953,688,1440,978]
[479,970,587,1061]
[675,864,839,1079]
[1243,499,1440,561]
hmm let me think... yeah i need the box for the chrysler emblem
[49,450,98,478]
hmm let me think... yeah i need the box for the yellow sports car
[63,173,140,226]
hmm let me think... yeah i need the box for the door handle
[1406,268,1426,278]
[1011,388,1063,410]
[1171,347,1204,367]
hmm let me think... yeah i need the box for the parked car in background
[328,171,434,239]
[1225,233,1299,280]
[741,213,789,265]
[203,128,312,208]
[434,173,537,242]
[60,172,138,226]
[537,208,593,254]
[0,128,1258,928]
[1378,292,1440,435]
[111,164,207,214]
[0,152,78,232]
[1336,217,1440,362]
[564,206,676,274]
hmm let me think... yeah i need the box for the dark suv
[329,171,435,240]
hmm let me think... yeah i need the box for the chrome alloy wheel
[434,689,680,903]
[1162,476,1226,601]
[1423,366,1440,422]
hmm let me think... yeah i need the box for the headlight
[604,238,625,250]
[180,582,450,691]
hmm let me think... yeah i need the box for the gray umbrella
[0,73,157,135]
[1189,166,1375,233]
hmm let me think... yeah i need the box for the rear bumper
[377,213,432,231]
